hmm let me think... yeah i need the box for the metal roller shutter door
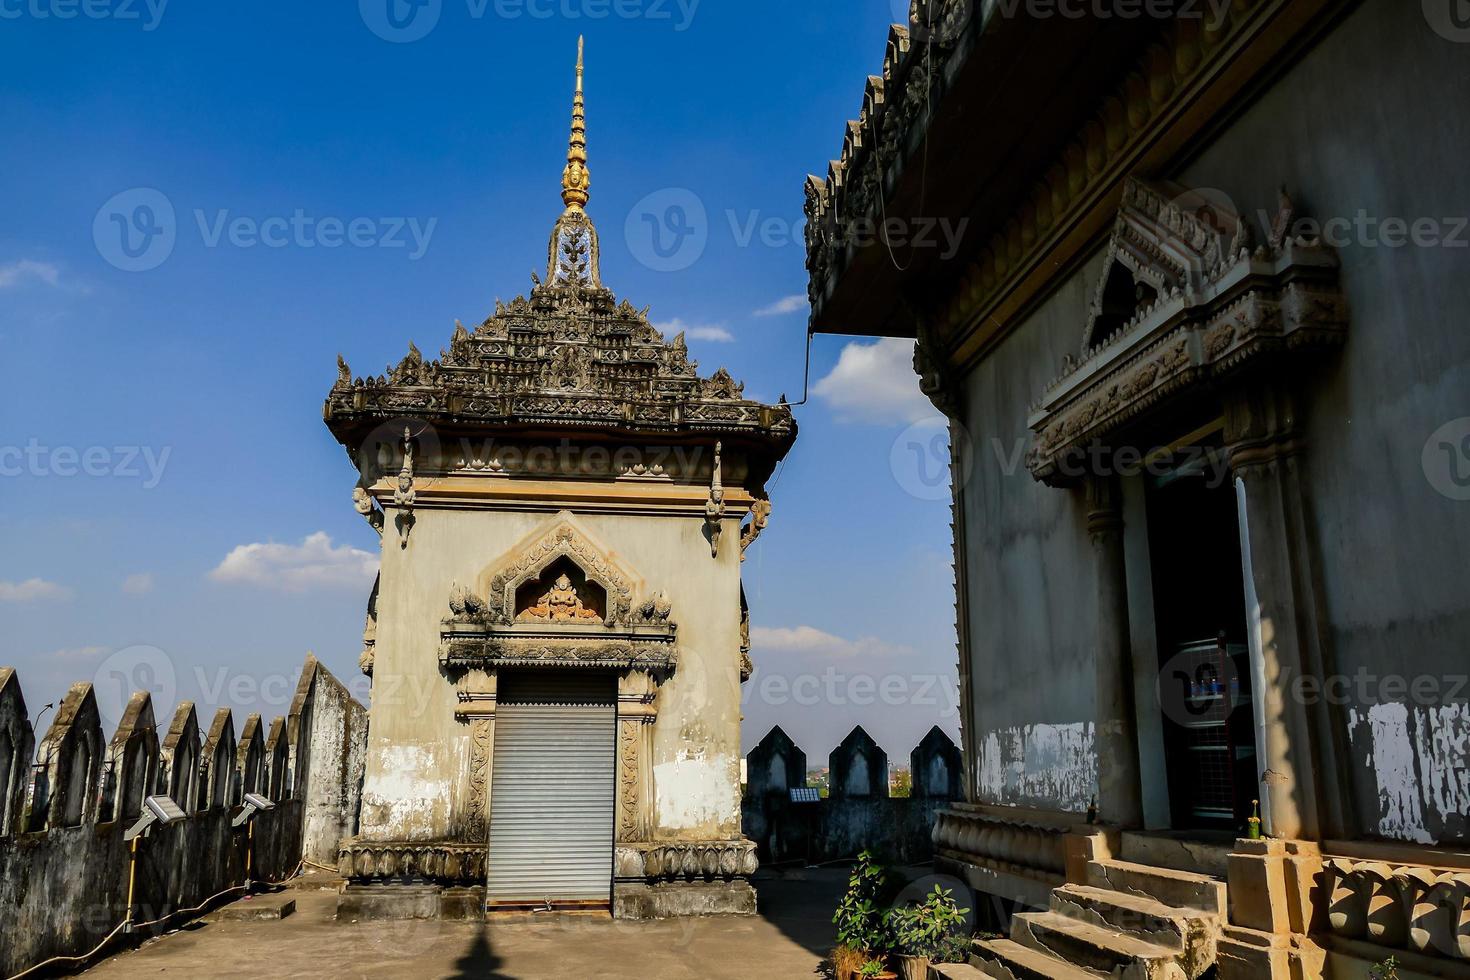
[486,671,616,908]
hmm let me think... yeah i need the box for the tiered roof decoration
[326,38,794,451]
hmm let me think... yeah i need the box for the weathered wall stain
[1349,701,1470,844]
[978,722,1096,813]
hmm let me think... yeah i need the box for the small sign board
[789,787,821,804]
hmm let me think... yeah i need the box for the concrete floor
[84,869,846,980]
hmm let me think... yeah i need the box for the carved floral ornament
[1026,179,1347,485]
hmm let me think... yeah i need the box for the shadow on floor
[751,868,846,961]
[442,925,513,980]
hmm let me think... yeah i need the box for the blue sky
[0,0,958,765]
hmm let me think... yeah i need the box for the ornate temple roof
[325,39,794,457]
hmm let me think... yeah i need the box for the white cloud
[813,337,932,425]
[0,578,72,602]
[209,532,378,593]
[47,646,108,662]
[749,625,912,660]
[0,260,61,290]
[654,318,734,343]
[753,294,807,317]
[121,573,155,595]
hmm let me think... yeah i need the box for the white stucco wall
[358,499,746,844]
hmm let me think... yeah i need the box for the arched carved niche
[1079,179,1241,352]
[515,557,607,624]
[478,517,636,627]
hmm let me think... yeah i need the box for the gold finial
[561,35,590,211]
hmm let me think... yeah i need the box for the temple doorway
[1143,446,1259,834]
[486,671,617,911]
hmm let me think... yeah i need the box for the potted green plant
[885,885,971,980]
[858,959,897,980]
[831,852,893,980]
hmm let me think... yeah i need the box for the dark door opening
[1144,448,1259,834]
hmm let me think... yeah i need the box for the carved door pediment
[1028,179,1347,485]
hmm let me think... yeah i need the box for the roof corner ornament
[353,485,384,537]
[393,426,417,548]
[704,441,725,558]
[912,313,959,419]
[740,495,771,562]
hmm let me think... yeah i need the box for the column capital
[1225,380,1306,475]
[1084,474,1124,538]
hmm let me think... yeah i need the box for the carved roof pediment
[1080,179,1249,349]
[1028,182,1347,485]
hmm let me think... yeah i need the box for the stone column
[1086,474,1144,829]
[912,314,978,803]
[616,671,657,843]
[1225,381,1342,842]
[455,669,497,845]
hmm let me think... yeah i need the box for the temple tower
[324,39,795,919]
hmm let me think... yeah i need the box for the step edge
[1015,910,1185,961]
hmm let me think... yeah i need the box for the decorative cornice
[439,636,677,673]
[326,304,793,452]
[804,2,969,316]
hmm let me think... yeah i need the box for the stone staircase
[946,853,1228,980]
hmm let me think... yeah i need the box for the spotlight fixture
[124,794,187,842]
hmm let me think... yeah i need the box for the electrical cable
[3,859,306,980]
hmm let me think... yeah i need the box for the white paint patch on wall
[362,744,451,832]
[1348,701,1470,844]
[655,750,739,831]
[1416,702,1470,830]
[1354,702,1428,843]
[978,722,1095,812]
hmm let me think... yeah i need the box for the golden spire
[561,36,590,211]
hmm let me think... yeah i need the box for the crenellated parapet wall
[0,655,366,979]
[741,725,961,868]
